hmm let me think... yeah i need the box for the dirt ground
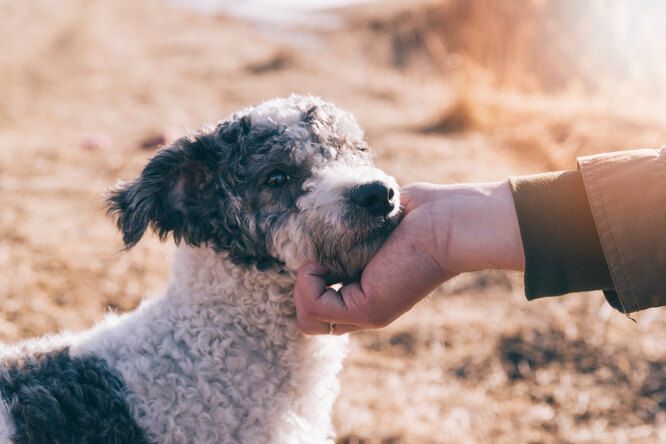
[1,0,666,442]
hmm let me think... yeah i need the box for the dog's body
[0,95,400,443]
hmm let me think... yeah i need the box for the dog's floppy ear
[106,136,218,249]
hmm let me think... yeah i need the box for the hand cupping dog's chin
[320,216,402,286]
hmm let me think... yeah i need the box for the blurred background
[1,0,666,442]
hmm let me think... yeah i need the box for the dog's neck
[69,244,346,443]
[166,244,297,311]
[72,243,304,363]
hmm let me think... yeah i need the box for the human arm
[294,147,666,334]
[293,181,525,335]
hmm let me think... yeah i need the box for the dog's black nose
[350,181,396,216]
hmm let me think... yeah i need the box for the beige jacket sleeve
[577,147,666,313]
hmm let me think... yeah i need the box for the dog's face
[107,95,400,280]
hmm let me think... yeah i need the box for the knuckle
[296,282,323,305]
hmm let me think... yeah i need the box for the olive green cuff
[508,170,614,301]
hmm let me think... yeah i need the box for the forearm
[434,181,525,274]
[426,177,617,302]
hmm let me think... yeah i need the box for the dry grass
[1,0,666,442]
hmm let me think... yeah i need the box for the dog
[0,95,401,443]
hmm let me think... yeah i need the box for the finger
[294,284,361,335]
[294,279,346,320]
[295,315,330,335]
[295,263,328,298]
[298,284,356,322]
[397,184,423,216]
[294,263,328,315]
[295,275,381,328]
[294,264,350,320]
[297,261,329,279]
[293,269,364,334]
[295,313,360,336]
[326,323,360,335]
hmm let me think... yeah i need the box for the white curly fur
[0,95,400,443]
[70,246,348,443]
[273,163,400,272]
[0,246,348,443]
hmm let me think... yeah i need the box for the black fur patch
[106,121,303,270]
[0,348,149,444]
[107,98,375,271]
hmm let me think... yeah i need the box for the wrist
[485,181,525,271]
[433,181,524,274]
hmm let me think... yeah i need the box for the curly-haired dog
[0,95,400,443]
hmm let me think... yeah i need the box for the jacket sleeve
[577,147,666,313]
[509,170,615,301]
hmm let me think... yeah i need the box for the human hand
[293,181,524,335]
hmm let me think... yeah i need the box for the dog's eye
[265,170,289,188]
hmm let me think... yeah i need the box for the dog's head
[107,95,400,280]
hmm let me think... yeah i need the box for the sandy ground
[1,0,666,442]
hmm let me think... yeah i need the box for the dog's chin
[320,215,400,285]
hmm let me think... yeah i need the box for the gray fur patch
[107,95,399,277]
[106,120,305,270]
[0,348,149,444]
